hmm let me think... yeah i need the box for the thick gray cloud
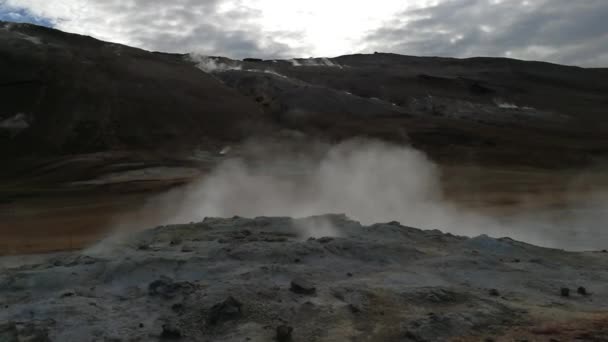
[104,0,306,58]
[4,0,308,59]
[362,0,608,67]
[4,0,608,66]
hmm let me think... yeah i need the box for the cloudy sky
[1,0,607,66]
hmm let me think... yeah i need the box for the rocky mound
[1,215,607,341]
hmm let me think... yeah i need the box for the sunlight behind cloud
[250,0,414,57]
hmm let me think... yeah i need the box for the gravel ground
[1,214,607,341]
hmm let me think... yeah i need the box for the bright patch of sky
[0,2,53,26]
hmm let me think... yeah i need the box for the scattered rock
[137,243,150,251]
[577,287,588,296]
[149,277,176,297]
[422,289,462,303]
[276,325,293,342]
[207,297,243,325]
[261,236,287,243]
[0,322,50,342]
[347,272,353,277]
[67,255,99,266]
[489,289,500,297]
[317,237,334,244]
[290,278,316,295]
[19,327,50,342]
[148,277,195,299]
[172,303,185,313]
[61,290,76,298]
[161,323,182,339]
[560,288,570,297]
[348,304,361,313]
[0,322,18,342]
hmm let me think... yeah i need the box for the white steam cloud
[107,139,608,251]
[171,140,441,224]
[188,55,242,73]
[290,58,342,68]
[188,54,292,79]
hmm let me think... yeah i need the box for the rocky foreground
[1,215,608,341]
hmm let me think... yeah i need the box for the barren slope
[0,21,264,158]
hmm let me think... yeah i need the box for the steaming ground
[2,139,607,255]
[2,140,608,341]
[109,139,608,251]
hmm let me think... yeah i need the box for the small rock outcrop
[0,321,50,342]
[276,325,293,342]
[290,278,316,295]
[148,277,195,299]
[161,323,182,339]
[207,297,243,325]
